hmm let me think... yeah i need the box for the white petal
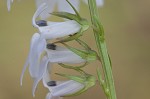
[96,0,104,6]
[29,34,46,78]
[20,53,29,86]
[39,20,81,40]
[20,33,40,86]
[32,56,49,97]
[51,80,84,96]
[28,33,40,77]
[32,3,48,27]
[43,67,60,92]
[48,50,85,64]
[47,46,85,64]
[57,0,80,14]
[35,0,57,19]
[20,52,29,86]
[36,37,46,58]
[47,21,63,26]
[82,0,104,7]
[46,93,62,99]
[43,69,51,88]
[7,0,13,11]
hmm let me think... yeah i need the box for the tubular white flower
[43,70,84,99]
[32,3,81,40]
[35,0,103,19]
[39,20,80,40]
[7,0,13,11]
[20,33,85,96]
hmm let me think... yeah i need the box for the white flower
[20,33,85,96]
[35,0,104,19]
[42,70,84,99]
[32,3,81,40]
[7,0,13,11]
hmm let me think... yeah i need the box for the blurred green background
[0,0,150,99]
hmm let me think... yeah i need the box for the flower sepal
[55,73,96,97]
[63,43,98,61]
[58,62,88,70]
[51,11,89,31]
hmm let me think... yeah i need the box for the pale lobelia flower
[20,33,86,97]
[42,68,96,99]
[32,3,81,40]
[42,70,85,99]
[7,0,13,11]
[35,0,104,19]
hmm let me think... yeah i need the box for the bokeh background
[0,0,150,99]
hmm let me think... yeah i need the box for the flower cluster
[20,1,101,99]
[5,1,118,99]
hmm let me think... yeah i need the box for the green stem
[88,0,117,99]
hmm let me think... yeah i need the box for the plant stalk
[87,0,117,99]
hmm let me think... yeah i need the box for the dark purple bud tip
[47,81,56,86]
[36,20,47,26]
[47,43,56,50]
